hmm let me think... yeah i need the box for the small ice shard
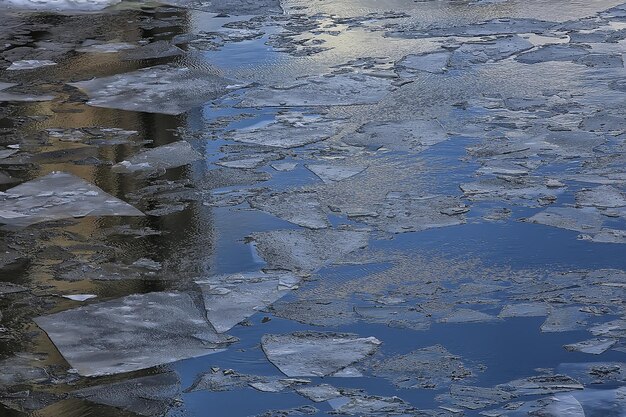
[295,384,342,402]
[306,164,367,183]
[564,338,617,355]
[497,375,583,396]
[112,141,202,173]
[238,74,394,107]
[248,191,330,229]
[261,332,381,377]
[250,229,369,272]
[70,65,243,115]
[34,292,235,376]
[62,294,97,302]
[397,51,451,74]
[0,82,55,102]
[7,60,57,70]
[0,171,143,228]
[196,272,300,333]
[72,372,181,417]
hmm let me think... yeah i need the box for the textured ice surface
[35,292,235,376]
[306,164,368,183]
[112,141,202,173]
[248,192,330,229]
[7,60,57,70]
[0,171,143,228]
[0,82,55,102]
[70,65,242,115]
[261,332,381,377]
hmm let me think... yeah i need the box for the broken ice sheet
[196,271,301,333]
[449,35,534,67]
[248,191,330,229]
[438,308,499,324]
[354,305,431,330]
[0,355,49,387]
[556,362,626,385]
[250,229,369,273]
[238,73,395,107]
[437,385,515,410]
[224,112,343,149]
[524,207,604,233]
[7,60,57,70]
[34,292,235,376]
[563,338,618,355]
[0,171,143,228]
[533,388,626,417]
[327,392,418,416]
[372,345,474,389]
[72,372,181,417]
[498,303,550,318]
[112,141,202,173]
[70,65,244,115]
[575,185,626,209]
[261,332,381,377]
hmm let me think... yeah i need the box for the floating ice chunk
[0,171,143,228]
[373,345,473,389]
[34,292,235,376]
[159,0,281,15]
[122,41,184,61]
[7,60,57,71]
[271,162,297,171]
[498,303,550,318]
[112,141,202,173]
[450,36,534,67]
[261,332,381,377]
[397,51,451,75]
[0,82,55,102]
[344,119,449,152]
[224,113,342,149]
[186,369,260,393]
[62,294,97,302]
[0,0,121,10]
[0,355,49,387]
[516,44,589,64]
[248,191,330,229]
[354,305,430,330]
[439,308,499,324]
[541,307,589,332]
[72,372,181,417]
[295,384,342,402]
[77,41,137,53]
[306,164,367,183]
[196,272,300,333]
[564,338,617,355]
[497,374,583,396]
[328,393,417,415]
[250,229,369,272]
[525,207,604,233]
[238,74,394,107]
[70,65,242,115]
[576,185,626,209]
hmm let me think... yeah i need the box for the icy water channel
[0,0,626,416]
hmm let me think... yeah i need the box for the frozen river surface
[0,0,625,416]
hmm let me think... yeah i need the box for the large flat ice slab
[0,171,143,228]
[35,292,235,377]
